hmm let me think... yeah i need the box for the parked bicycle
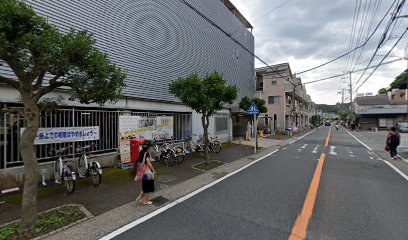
[51,146,76,194]
[185,134,222,157]
[76,143,103,187]
[152,138,185,166]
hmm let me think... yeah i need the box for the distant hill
[316,104,338,113]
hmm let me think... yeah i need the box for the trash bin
[130,139,145,163]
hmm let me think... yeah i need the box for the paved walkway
[38,133,310,240]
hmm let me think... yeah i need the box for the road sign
[247,103,260,115]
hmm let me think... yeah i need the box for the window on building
[271,79,277,85]
[379,118,394,127]
[268,96,280,104]
[259,81,263,89]
[215,115,228,133]
[287,96,292,105]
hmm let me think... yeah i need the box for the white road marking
[346,129,408,182]
[370,157,374,160]
[382,160,408,181]
[282,147,287,150]
[349,155,355,158]
[289,128,318,144]
[312,145,319,154]
[397,155,408,163]
[100,149,279,239]
[301,144,308,149]
[344,128,373,150]
[329,146,337,155]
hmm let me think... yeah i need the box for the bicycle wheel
[77,156,87,178]
[64,166,76,194]
[163,151,175,166]
[212,141,222,153]
[89,163,102,186]
[54,159,62,184]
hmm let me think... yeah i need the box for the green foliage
[239,96,267,114]
[169,71,238,115]
[0,205,85,240]
[377,88,389,96]
[0,0,126,105]
[316,104,338,113]
[311,115,319,127]
[390,71,407,90]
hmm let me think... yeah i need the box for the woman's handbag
[384,145,390,152]
[134,153,147,182]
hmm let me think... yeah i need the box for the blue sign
[247,103,260,115]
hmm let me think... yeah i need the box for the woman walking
[386,127,400,160]
[135,141,156,205]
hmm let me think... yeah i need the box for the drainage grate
[150,196,170,206]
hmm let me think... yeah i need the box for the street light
[405,42,408,122]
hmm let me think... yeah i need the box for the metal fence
[0,104,191,170]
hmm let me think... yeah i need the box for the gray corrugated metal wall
[6,0,254,106]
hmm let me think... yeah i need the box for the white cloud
[231,0,408,104]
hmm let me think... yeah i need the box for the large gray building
[0,0,254,174]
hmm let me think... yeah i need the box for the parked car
[398,122,408,133]
[325,121,331,126]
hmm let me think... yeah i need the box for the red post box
[130,139,145,163]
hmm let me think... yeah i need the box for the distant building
[355,90,408,131]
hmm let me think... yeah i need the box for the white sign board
[22,126,100,145]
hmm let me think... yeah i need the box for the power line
[229,0,292,37]
[295,0,398,75]
[303,58,403,85]
[354,27,408,92]
[354,0,406,87]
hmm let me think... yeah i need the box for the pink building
[255,63,313,133]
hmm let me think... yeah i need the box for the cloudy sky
[230,0,407,104]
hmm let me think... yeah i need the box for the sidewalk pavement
[39,132,312,240]
[351,131,408,176]
[0,143,253,225]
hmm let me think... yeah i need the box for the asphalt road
[111,126,408,240]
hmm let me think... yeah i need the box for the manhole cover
[150,196,170,206]
[157,175,176,183]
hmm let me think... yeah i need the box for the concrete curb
[44,131,314,240]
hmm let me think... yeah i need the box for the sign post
[247,103,260,153]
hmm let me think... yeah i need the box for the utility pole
[349,71,353,112]
[292,81,296,138]
[341,88,345,111]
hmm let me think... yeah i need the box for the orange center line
[288,127,331,240]
[325,126,332,147]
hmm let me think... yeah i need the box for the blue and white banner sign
[21,126,100,145]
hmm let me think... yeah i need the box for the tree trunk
[19,91,40,231]
[201,114,210,165]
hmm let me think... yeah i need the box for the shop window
[379,118,394,127]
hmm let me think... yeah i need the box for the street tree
[0,0,126,231]
[390,71,408,90]
[169,72,238,165]
[239,96,267,114]
[378,88,389,95]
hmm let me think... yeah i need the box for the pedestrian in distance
[246,121,252,141]
[386,127,400,160]
[135,141,156,205]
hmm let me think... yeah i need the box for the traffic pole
[253,114,257,153]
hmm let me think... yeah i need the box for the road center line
[289,153,326,240]
[289,127,331,240]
